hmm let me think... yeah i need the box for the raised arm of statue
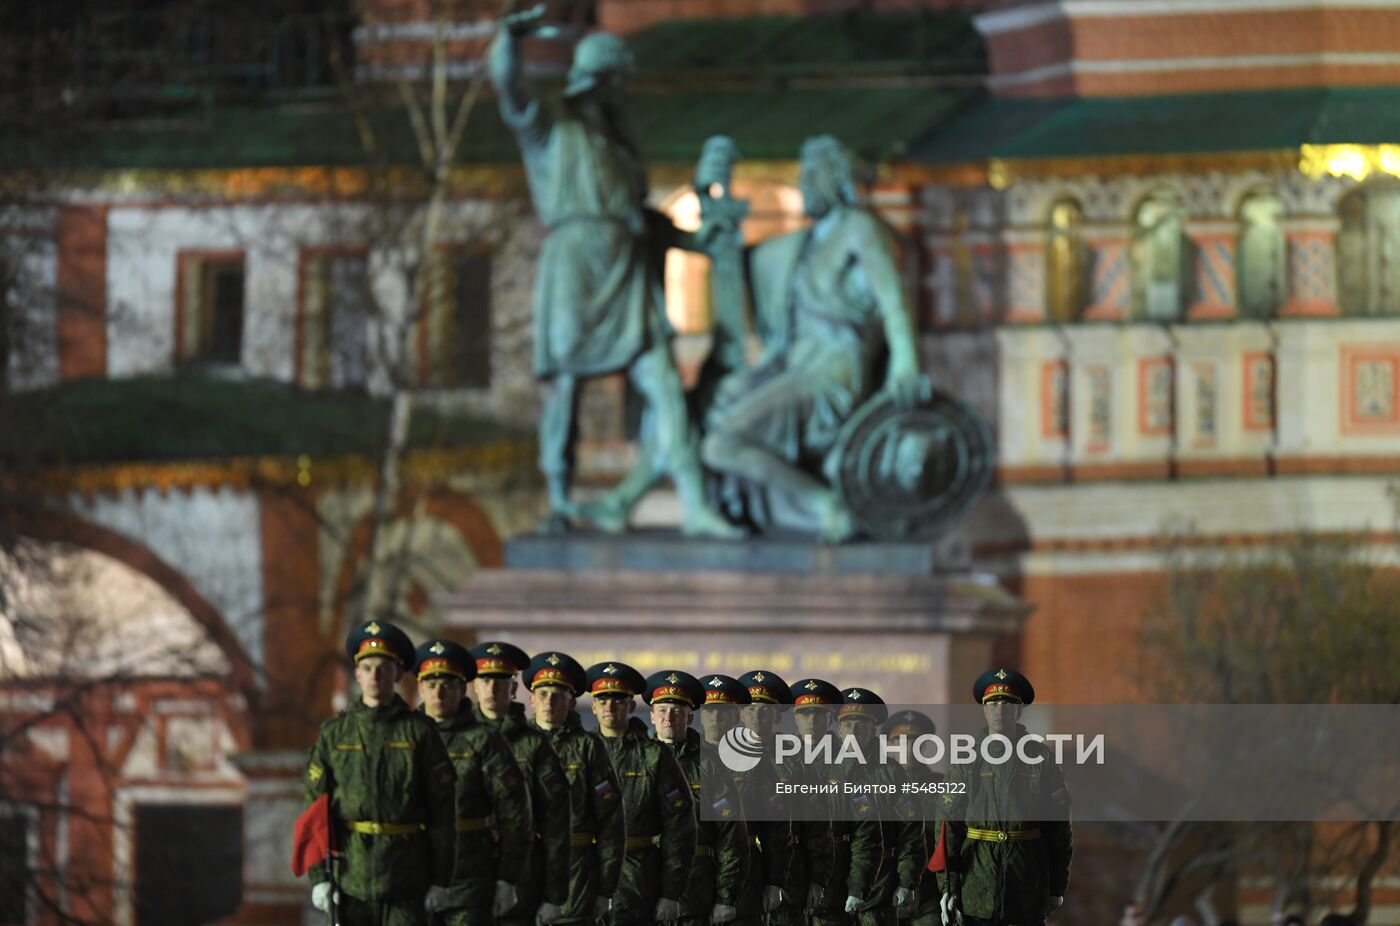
[490,6,554,146]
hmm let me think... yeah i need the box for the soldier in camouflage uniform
[698,675,791,926]
[931,670,1072,926]
[880,711,943,926]
[303,620,457,925]
[645,671,750,926]
[836,689,923,926]
[778,675,873,926]
[586,661,697,926]
[789,675,840,918]
[737,670,809,926]
[415,639,532,925]
[470,642,573,926]
[525,651,627,926]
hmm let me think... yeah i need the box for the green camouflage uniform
[934,726,1072,926]
[428,700,533,926]
[304,694,457,926]
[534,710,628,925]
[476,701,574,926]
[731,753,793,926]
[604,717,698,926]
[659,728,750,926]
[905,767,945,926]
[810,753,882,926]
[855,761,925,926]
[774,753,823,926]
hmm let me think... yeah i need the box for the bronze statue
[490,10,740,538]
[700,136,929,541]
[551,132,993,542]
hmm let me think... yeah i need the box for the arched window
[1337,184,1400,316]
[1130,190,1186,321]
[1236,190,1287,319]
[1045,197,1087,322]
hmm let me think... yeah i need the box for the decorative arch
[1045,196,1087,322]
[1130,189,1187,321]
[1337,182,1400,316]
[1235,189,1287,319]
[1,505,257,696]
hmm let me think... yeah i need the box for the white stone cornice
[978,0,1400,37]
[990,51,1400,89]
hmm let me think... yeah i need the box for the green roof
[0,84,974,172]
[0,12,985,174]
[631,86,972,162]
[627,11,985,79]
[912,87,1400,163]
[0,376,530,467]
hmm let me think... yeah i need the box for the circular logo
[718,726,765,772]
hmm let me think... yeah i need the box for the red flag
[291,794,334,877]
[926,819,947,872]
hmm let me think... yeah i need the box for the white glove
[940,892,963,926]
[763,886,785,912]
[494,881,518,917]
[655,898,682,922]
[1045,896,1064,914]
[537,901,565,926]
[425,885,453,913]
[711,903,738,924]
[311,882,338,913]
[845,896,863,915]
[806,883,824,912]
[594,896,613,918]
[894,887,915,909]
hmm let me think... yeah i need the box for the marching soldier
[880,711,943,926]
[469,641,573,926]
[645,670,750,926]
[698,675,791,926]
[586,661,697,926]
[932,669,1072,926]
[736,670,811,926]
[524,651,627,926]
[415,639,531,925]
[303,619,456,925]
[806,689,879,924]
[788,678,844,926]
[835,689,921,926]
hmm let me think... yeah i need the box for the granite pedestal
[437,531,1031,704]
